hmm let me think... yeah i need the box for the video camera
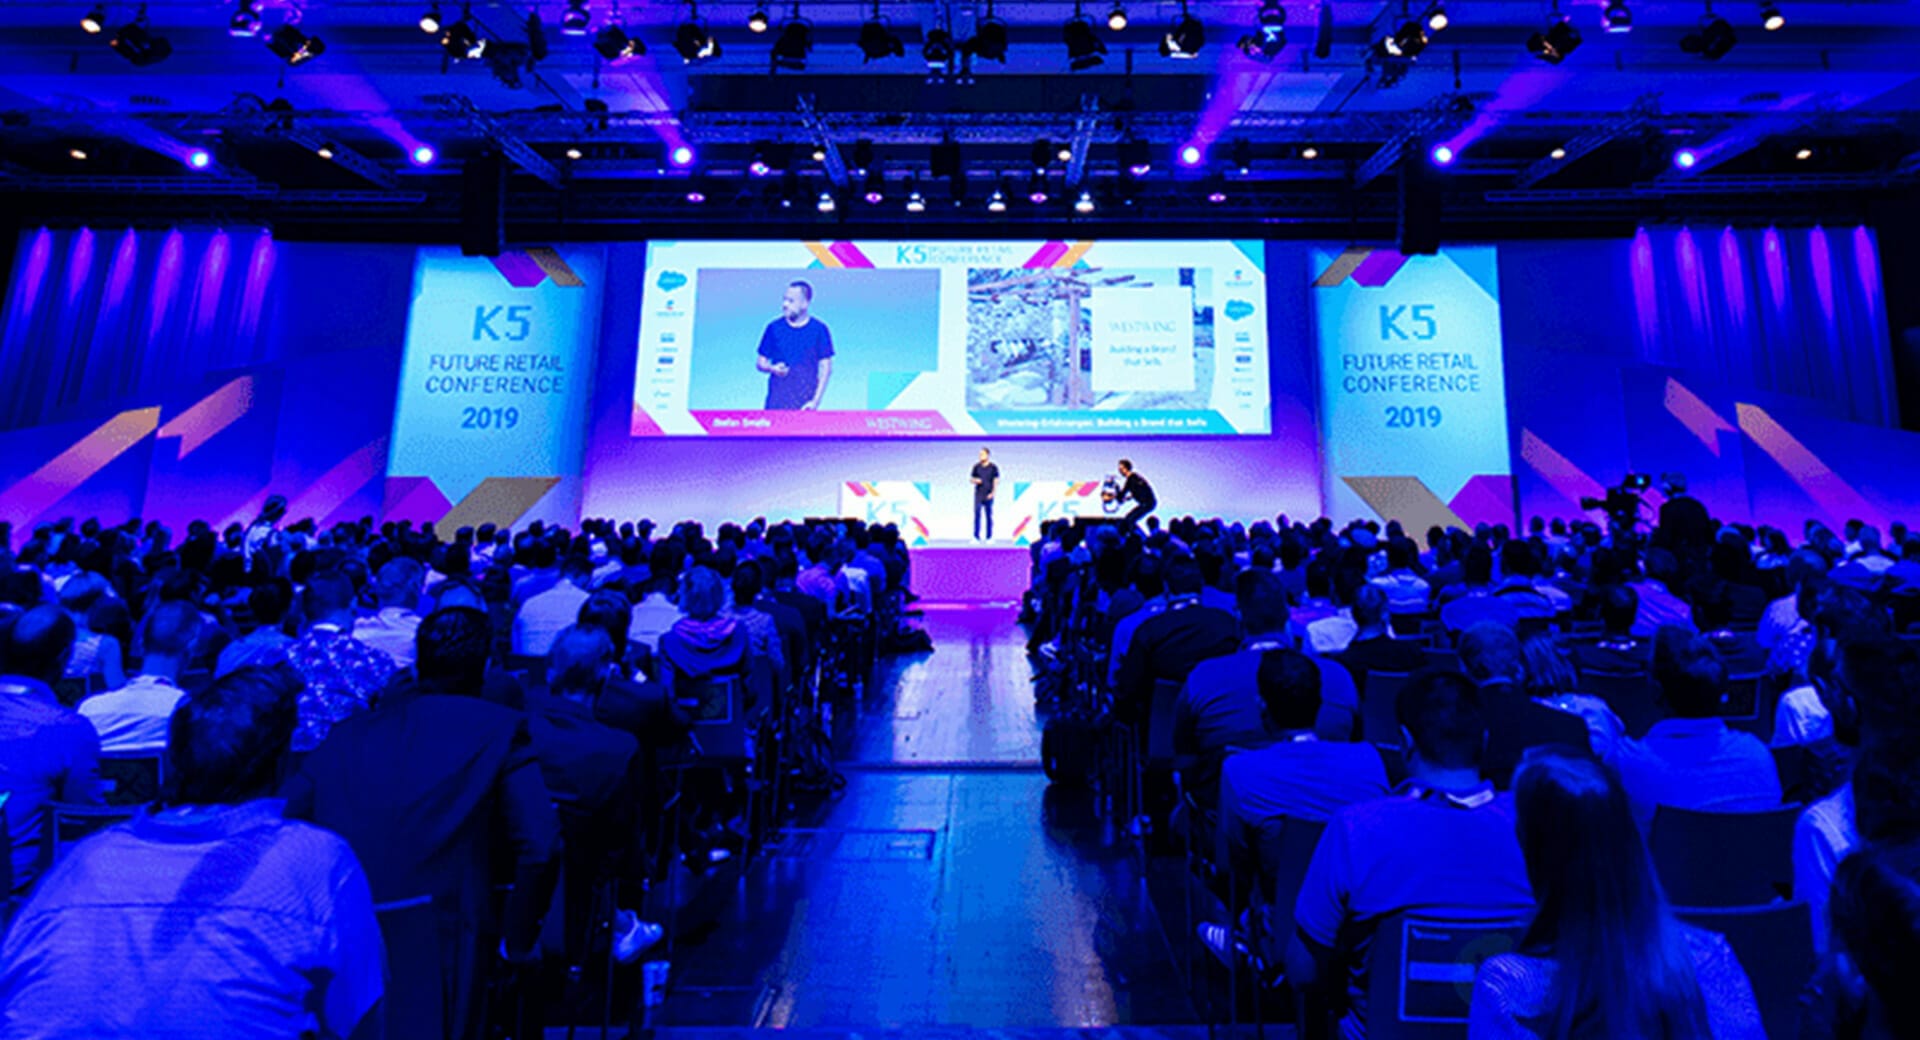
[1099,474,1124,514]
[1580,473,1687,533]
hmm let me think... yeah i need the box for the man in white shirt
[353,558,425,669]
[79,602,200,754]
[513,554,596,658]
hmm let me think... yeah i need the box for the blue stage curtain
[0,227,282,431]
[1626,225,1894,427]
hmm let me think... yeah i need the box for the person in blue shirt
[756,279,835,411]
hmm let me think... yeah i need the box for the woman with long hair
[1469,750,1764,1039]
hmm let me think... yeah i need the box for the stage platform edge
[912,542,1031,603]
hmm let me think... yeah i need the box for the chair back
[1364,913,1528,1040]
[40,803,137,871]
[1718,673,1773,743]
[1649,805,1799,907]
[1387,613,1433,638]
[375,895,451,1040]
[1580,671,1664,738]
[1361,672,1413,747]
[1770,744,1816,805]
[1145,679,1183,768]
[1249,816,1327,961]
[672,670,751,761]
[1420,647,1461,674]
[98,752,165,807]
[1484,702,1592,790]
[1675,902,1816,1040]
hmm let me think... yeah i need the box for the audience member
[354,557,425,668]
[55,572,126,689]
[1468,750,1763,1039]
[513,552,595,657]
[0,607,100,894]
[0,666,383,1038]
[77,600,200,753]
[1335,584,1427,681]
[1457,622,1592,788]
[284,570,397,752]
[1116,557,1240,724]
[1800,837,1920,1039]
[1615,633,1780,829]
[284,606,560,1039]
[214,579,295,677]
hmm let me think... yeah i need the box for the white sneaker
[612,910,664,964]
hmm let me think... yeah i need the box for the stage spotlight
[1064,13,1107,69]
[410,144,437,166]
[1075,189,1096,213]
[923,27,955,70]
[1231,139,1252,174]
[817,190,836,213]
[594,23,644,61]
[81,3,106,33]
[1377,18,1427,59]
[748,3,769,31]
[266,24,326,65]
[186,147,212,169]
[1672,147,1697,170]
[1238,0,1285,60]
[228,0,261,38]
[1178,142,1204,167]
[905,176,926,212]
[109,7,171,66]
[864,168,886,204]
[1429,143,1455,166]
[811,144,828,162]
[1525,13,1580,63]
[749,143,773,177]
[1028,173,1049,204]
[565,146,583,160]
[1107,1,1127,30]
[772,17,812,70]
[69,147,89,160]
[1057,143,1073,163]
[670,143,696,167]
[1300,144,1319,159]
[1680,13,1735,59]
[1424,1,1446,32]
[987,180,1009,212]
[851,139,874,176]
[686,184,707,204]
[1313,0,1331,58]
[1160,0,1204,58]
[441,10,486,59]
[857,14,904,61]
[1761,2,1783,30]
[561,0,590,34]
[1032,140,1054,173]
[1602,0,1631,32]
[419,4,441,33]
[1206,175,1227,203]
[1549,146,1566,159]
[673,14,720,62]
[966,12,1009,62]
[1120,136,1151,176]
[1795,146,1813,160]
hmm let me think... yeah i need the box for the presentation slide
[630,240,1272,437]
[1312,245,1512,531]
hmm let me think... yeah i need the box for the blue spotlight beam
[1514,94,1657,188]
[426,93,565,188]
[1654,94,1836,180]
[797,93,850,189]
[1352,92,1472,188]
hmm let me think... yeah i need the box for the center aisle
[654,605,1196,1029]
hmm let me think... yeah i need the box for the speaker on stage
[1398,149,1442,256]
[461,152,506,258]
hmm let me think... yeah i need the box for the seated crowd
[1024,506,1920,1038]
[0,502,912,1037]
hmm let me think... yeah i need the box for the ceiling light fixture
[851,138,874,177]
[1760,1,1783,30]
[672,2,721,63]
[81,2,107,33]
[1680,7,1736,59]
[69,147,90,160]
[1120,135,1151,176]
[410,144,437,166]
[1313,0,1331,58]
[1429,142,1455,166]
[1525,5,1580,63]
[1107,1,1127,30]
[966,0,1008,62]
[228,0,261,38]
[1601,0,1631,32]
[748,3,769,31]
[1064,0,1108,69]
[419,3,441,33]
[905,175,926,212]
[1032,140,1054,172]
[1376,14,1428,59]
[857,2,904,61]
[670,143,696,166]
[565,146,583,160]
[817,190,836,213]
[1794,146,1812,160]
[1549,146,1566,159]
[1300,144,1319,159]
[1672,147,1697,170]
[987,179,1009,212]
[108,6,170,65]
[1160,0,1204,57]
[772,9,812,70]
[864,168,886,204]
[594,22,645,61]
[1028,172,1050,204]
[1178,142,1204,167]
[1231,138,1252,174]
[1423,1,1447,32]
[266,24,325,64]
[1239,0,1285,60]
[186,147,212,169]
[441,6,486,60]
[561,0,591,35]
[1075,189,1096,213]
[923,26,954,70]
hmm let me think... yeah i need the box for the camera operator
[1103,459,1158,528]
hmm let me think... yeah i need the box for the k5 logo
[1379,304,1437,341]
[894,246,930,264]
[474,305,533,341]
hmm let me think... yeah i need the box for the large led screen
[630,240,1272,437]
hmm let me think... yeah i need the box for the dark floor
[648,605,1199,1030]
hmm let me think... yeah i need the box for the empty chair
[1363,912,1528,1040]
[1580,671,1664,738]
[1718,674,1774,743]
[1649,805,1799,907]
[1675,902,1815,1040]
[1361,671,1413,747]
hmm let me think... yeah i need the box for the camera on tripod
[1099,474,1123,514]
[1580,474,1652,531]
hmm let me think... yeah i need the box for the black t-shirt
[758,317,835,410]
[1122,472,1157,509]
[972,461,1000,502]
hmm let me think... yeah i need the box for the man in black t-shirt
[756,280,835,410]
[970,448,1000,541]
[1106,458,1157,527]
